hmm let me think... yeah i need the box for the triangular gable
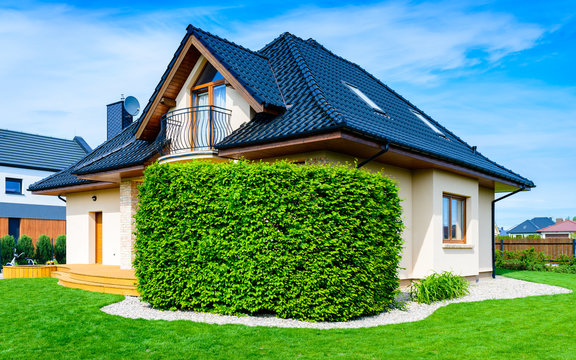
[135,25,285,141]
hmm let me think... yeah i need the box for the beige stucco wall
[66,188,121,265]
[478,186,494,273]
[172,55,252,133]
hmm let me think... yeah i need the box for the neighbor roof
[31,25,534,192]
[537,220,576,233]
[0,129,91,172]
[29,122,159,191]
[508,217,555,234]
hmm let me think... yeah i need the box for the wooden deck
[2,264,139,296]
[53,264,138,296]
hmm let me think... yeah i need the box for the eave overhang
[217,130,533,192]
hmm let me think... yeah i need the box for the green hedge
[1,235,15,268]
[55,235,66,264]
[16,235,34,265]
[35,235,52,265]
[134,161,404,322]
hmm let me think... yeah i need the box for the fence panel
[496,237,576,259]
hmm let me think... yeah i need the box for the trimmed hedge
[134,161,404,322]
[1,235,15,267]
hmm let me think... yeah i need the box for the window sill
[5,192,24,196]
[442,244,474,249]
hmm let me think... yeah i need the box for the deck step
[54,271,138,296]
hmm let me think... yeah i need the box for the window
[5,178,22,194]
[345,82,385,113]
[190,63,227,149]
[411,109,447,138]
[443,194,466,243]
[8,218,20,241]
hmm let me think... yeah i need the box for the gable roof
[537,220,576,233]
[135,25,285,141]
[217,33,534,188]
[508,217,555,234]
[0,129,91,172]
[31,25,535,192]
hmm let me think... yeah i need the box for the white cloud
[225,1,546,84]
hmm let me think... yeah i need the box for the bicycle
[5,249,24,267]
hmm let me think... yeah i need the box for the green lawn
[1,271,575,359]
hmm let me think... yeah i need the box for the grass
[410,271,470,304]
[1,271,575,359]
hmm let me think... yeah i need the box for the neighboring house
[507,217,555,237]
[537,220,576,238]
[30,25,534,281]
[1,129,91,242]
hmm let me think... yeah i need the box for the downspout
[357,142,390,169]
[58,195,66,203]
[492,186,526,278]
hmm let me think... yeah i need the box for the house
[537,220,576,238]
[29,25,534,283]
[507,217,555,237]
[1,129,91,242]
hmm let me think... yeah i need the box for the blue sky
[1,0,575,228]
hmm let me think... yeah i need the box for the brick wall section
[119,178,141,269]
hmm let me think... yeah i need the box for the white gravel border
[101,276,571,329]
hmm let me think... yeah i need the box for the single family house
[30,25,534,284]
[507,217,555,237]
[1,129,91,242]
[537,220,576,238]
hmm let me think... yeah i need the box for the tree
[16,235,34,265]
[35,235,53,264]
[54,235,66,264]
[0,235,16,267]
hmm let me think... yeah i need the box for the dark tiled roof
[29,121,159,191]
[0,129,91,171]
[189,26,285,109]
[508,217,555,234]
[217,33,534,188]
[32,25,534,191]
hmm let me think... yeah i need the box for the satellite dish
[124,96,140,116]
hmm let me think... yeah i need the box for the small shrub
[16,235,34,265]
[410,271,470,304]
[495,248,547,271]
[1,235,16,267]
[54,235,66,264]
[35,235,53,264]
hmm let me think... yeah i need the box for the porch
[2,264,138,296]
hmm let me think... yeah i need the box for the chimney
[556,218,564,224]
[106,99,133,140]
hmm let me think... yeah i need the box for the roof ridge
[282,34,344,126]
[0,128,81,144]
[187,25,269,60]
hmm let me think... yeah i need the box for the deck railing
[159,105,232,155]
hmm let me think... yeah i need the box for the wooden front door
[95,212,103,264]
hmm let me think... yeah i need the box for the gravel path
[101,276,571,329]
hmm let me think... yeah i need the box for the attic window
[345,83,385,113]
[411,109,447,138]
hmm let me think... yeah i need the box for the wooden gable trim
[136,34,197,140]
[136,33,268,141]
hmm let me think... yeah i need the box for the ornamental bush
[35,235,53,264]
[134,161,404,322]
[409,271,470,304]
[55,235,66,264]
[1,235,16,267]
[16,235,34,265]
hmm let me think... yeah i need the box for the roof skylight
[411,109,447,138]
[345,83,384,112]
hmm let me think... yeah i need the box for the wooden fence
[495,237,576,259]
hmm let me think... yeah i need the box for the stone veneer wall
[119,178,141,269]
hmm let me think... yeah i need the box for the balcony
[159,106,232,157]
